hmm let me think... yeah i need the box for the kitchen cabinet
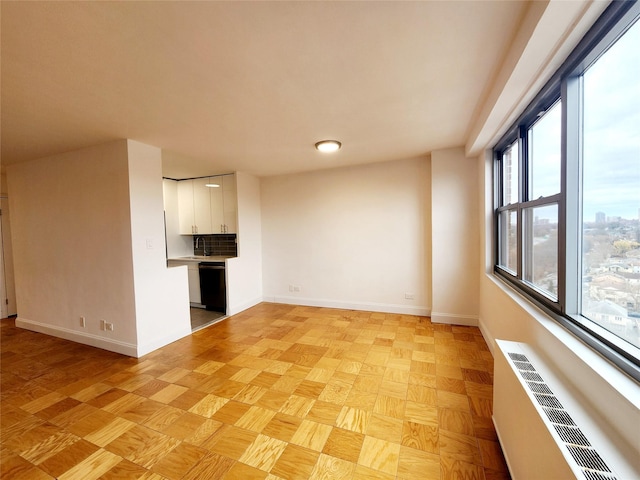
[167,260,202,305]
[222,174,237,234]
[177,174,237,235]
[177,181,195,235]
[177,178,213,235]
[193,178,213,234]
[209,174,237,234]
[187,263,202,304]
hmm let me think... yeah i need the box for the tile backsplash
[193,234,237,257]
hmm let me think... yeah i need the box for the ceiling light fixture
[205,183,220,188]
[315,140,341,153]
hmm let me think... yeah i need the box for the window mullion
[562,75,582,315]
[517,126,527,279]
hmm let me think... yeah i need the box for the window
[494,2,640,380]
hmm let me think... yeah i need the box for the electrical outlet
[293,286,301,292]
[105,322,114,331]
[289,285,294,292]
[80,316,86,328]
[405,293,415,300]
[100,319,106,330]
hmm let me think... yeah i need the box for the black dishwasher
[198,262,226,313]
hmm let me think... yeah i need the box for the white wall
[261,157,430,315]
[227,171,263,315]
[7,141,139,353]
[7,140,190,357]
[431,147,479,325]
[127,141,191,356]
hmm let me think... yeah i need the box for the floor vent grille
[506,352,618,480]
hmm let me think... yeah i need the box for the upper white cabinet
[177,174,237,235]
[177,180,196,234]
[222,174,237,234]
[192,177,213,234]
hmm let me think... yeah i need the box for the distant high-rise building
[596,211,606,224]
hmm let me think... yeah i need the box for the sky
[582,18,640,221]
[523,18,639,222]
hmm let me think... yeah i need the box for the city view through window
[580,18,640,348]
[498,17,639,351]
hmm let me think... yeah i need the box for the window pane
[581,19,640,348]
[523,204,558,299]
[499,210,518,273]
[502,142,519,205]
[528,101,561,199]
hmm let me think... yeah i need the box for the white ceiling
[1,1,529,178]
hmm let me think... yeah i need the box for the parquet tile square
[0,303,510,479]
[322,427,365,463]
[224,461,269,480]
[270,443,320,480]
[210,400,251,424]
[289,419,332,451]
[235,406,278,432]
[208,425,258,459]
[150,441,208,479]
[309,453,355,479]
[358,435,401,476]
[335,406,370,434]
[105,424,181,469]
[238,433,288,471]
[36,439,99,478]
[181,451,234,480]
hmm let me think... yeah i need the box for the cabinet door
[177,180,195,235]
[192,178,213,234]
[187,264,201,304]
[209,175,225,233]
[223,174,238,234]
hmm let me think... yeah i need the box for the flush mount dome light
[315,140,341,153]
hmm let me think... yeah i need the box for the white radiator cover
[493,340,634,480]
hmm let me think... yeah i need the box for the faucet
[195,236,208,256]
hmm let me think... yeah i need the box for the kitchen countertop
[167,255,233,263]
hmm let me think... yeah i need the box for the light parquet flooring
[1,303,510,479]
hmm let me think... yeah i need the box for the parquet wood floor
[1,303,511,479]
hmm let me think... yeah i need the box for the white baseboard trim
[478,316,496,357]
[431,312,479,326]
[227,296,264,317]
[15,317,138,357]
[136,327,192,358]
[264,295,430,317]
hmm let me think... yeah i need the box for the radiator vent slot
[513,360,536,371]
[582,470,618,480]
[519,370,545,382]
[543,406,577,426]
[527,381,553,395]
[567,445,611,472]
[506,351,617,480]
[534,393,564,409]
[553,425,591,447]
